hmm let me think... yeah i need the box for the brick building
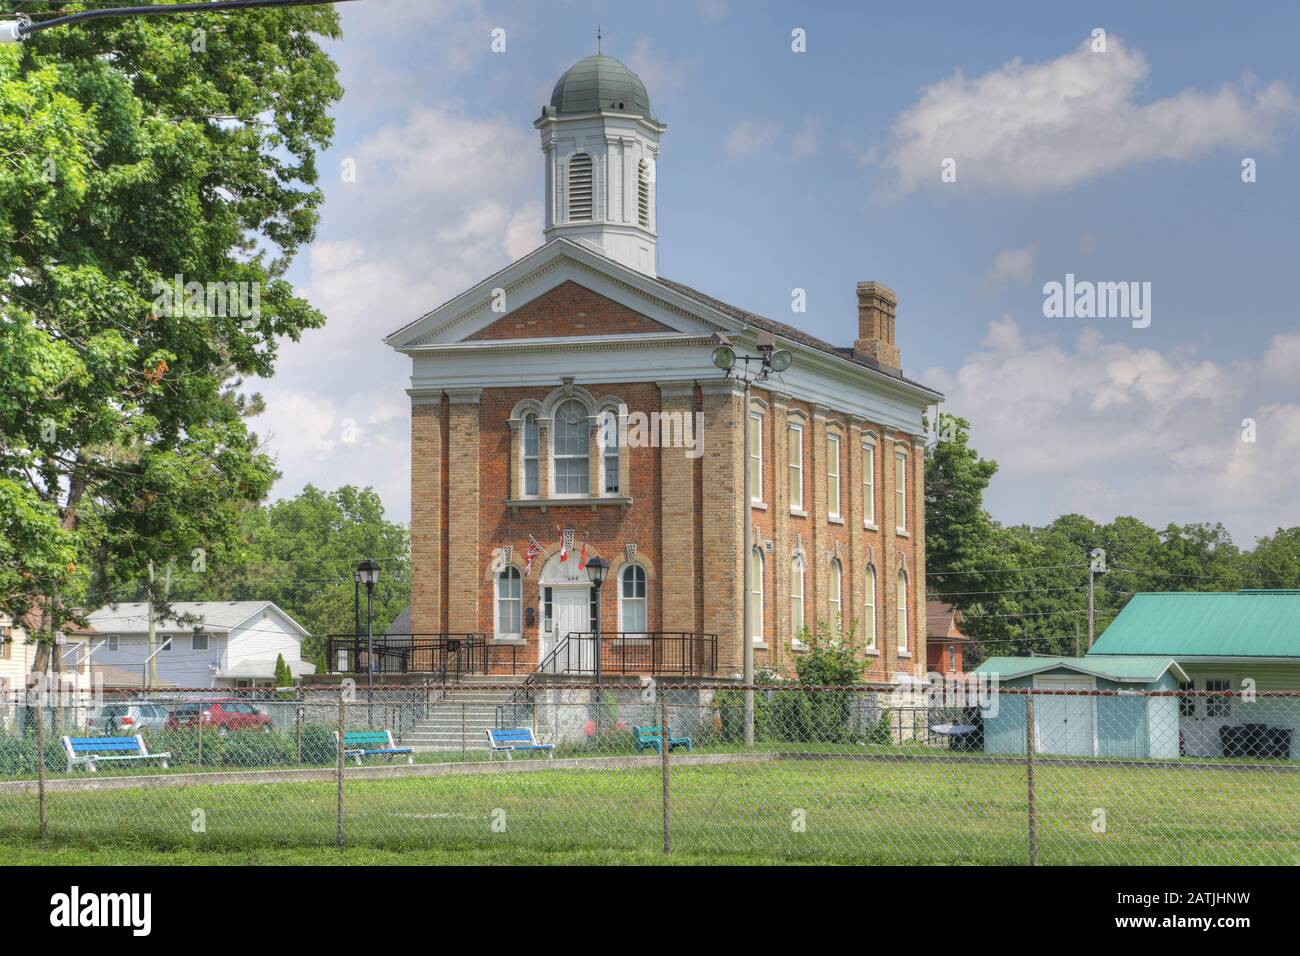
[382,54,942,687]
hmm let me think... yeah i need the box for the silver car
[88,702,169,734]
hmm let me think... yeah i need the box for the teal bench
[62,735,171,773]
[338,729,414,766]
[632,725,693,754]
[486,727,554,760]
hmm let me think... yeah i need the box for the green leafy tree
[0,5,344,670]
[167,485,410,659]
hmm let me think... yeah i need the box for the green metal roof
[972,655,1185,684]
[1089,591,1300,658]
[550,55,654,119]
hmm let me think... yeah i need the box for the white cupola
[536,54,666,276]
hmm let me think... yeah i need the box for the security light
[711,345,736,370]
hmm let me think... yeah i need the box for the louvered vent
[568,153,593,221]
[637,160,650,227]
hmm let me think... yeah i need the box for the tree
[166,485,410,660]
[0,5,344,669]
[273,652,292,688]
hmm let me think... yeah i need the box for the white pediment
[385,238,738,351]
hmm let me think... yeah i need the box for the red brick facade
[407,282,929,684]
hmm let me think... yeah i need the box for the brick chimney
[854,281,899,369]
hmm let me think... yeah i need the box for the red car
[164,699,274,736]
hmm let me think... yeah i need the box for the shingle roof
[87,601,305,636]
[1089,590,1300,658]
[384,605,412,636]
[925,600,968,640]
[656,276,941,396]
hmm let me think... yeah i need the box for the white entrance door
[551,587,592,673]
[1035,679,1095,756]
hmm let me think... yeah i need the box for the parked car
[88,703,169,733]
[164,699,274,736]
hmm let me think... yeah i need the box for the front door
[552,587,592,673]
[1034,679,1094,756]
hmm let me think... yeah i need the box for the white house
[86,601,315,689]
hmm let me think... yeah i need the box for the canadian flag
[524,536,543,577]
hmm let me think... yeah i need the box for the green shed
[972,656,1187,759]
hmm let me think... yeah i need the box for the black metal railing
[534,632,718,677]
[325,634,518,678]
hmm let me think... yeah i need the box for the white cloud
[724,119,781,158]
[982,244,1037,289]
[920,316,1300,540]
[792,117,820,158]
[882,36,1298,194]
[255,105,540,519]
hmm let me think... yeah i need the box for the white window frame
[828,558,843,632]
[1204,676,1233,720]
[862,440,876,527]
[600,408,620,496]
[107,635,119,651]
[864,564,876,649]
[750,546,764,645]
[827,434,841,520]
[551,399,590,497]
[791,554,806,647]
[895,451,908,532]
[619,564,648,634]
[191,632,209,652]
[788,422,804,512]
[494,566,523,640]
[897,569,910,654]
[522,412,540,498]
[749,410,763,504]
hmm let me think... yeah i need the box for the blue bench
[486,727,554,760]
[62,735,171,773]
[632,725,693,754]
[338,729,414,766]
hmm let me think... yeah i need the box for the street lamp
[585,556,609,730]
[712,331,793,748]
[356,558,379,726]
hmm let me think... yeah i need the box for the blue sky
[256,0,1300,544]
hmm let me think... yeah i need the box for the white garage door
[1034,678,1095,756]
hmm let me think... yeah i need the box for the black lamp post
[355,558,380,726]
[585,556,609,728]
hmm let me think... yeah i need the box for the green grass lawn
[2,756,1297,865]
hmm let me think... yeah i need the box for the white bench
[485,727,555,760]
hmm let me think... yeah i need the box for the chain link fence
[1,681,1297,863]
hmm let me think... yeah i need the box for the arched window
[790,554,805,643]
[828,558,843,631]
[569,153,593,221]
[600,408,620,495]
[522,412,539,497]
[864,564,877,649]
[552,399,590,496]
[495,566,522,640]
[749,546,764,645]
[619,564,647,633]
[897,569,909,653]
[637,160,650,227]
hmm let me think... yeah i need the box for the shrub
[218,730,296,768]
[299,723,337,764]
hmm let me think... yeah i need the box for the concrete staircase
[400,676,532,753]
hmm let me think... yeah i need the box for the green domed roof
[549,55,654,119]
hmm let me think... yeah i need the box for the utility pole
[146,562,157,691]
[1087,548,1106,649]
